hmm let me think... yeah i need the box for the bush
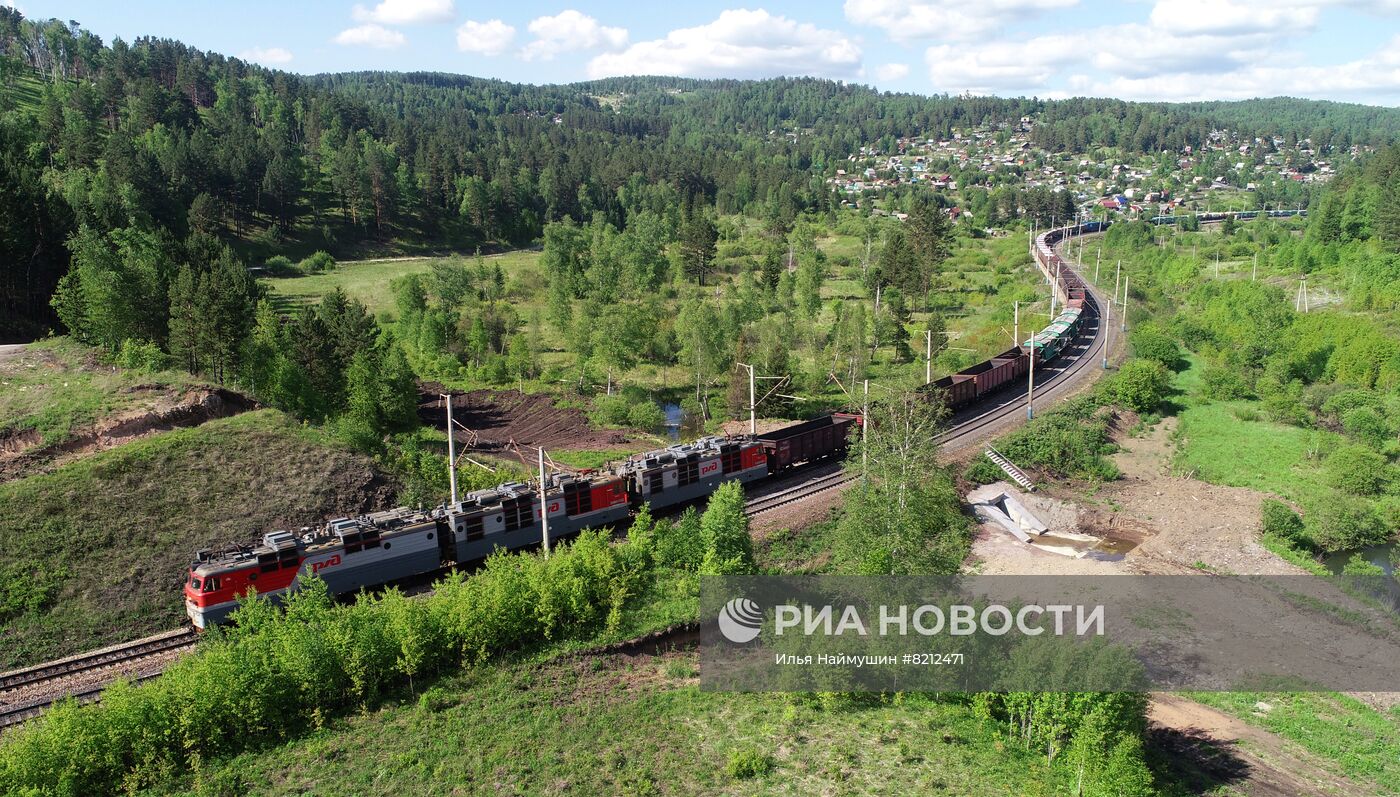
[1100,359,1170,413]
[590,395,632,427]
[112,338,173,371]
[725,749,776,779]
[1305,497,1387,552]
[995,403,1119,481]
[963,457,1004,485]
[1324,445,1391,495]
[653,507,704,570]
[1199,364,1252,400]
[1341,406,1390,449]
[626,401,666,430]
[298,250,336,273]
[1259,499,1305,545]
[1340,553,1385,577]
[263,255,296,275]
[1127,325,1181,369]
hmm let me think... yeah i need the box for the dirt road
[968,418,1373,796]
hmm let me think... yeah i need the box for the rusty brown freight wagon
[755,414,859,473]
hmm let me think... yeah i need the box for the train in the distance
[185,217,1120,629]
[919,220,1098,412]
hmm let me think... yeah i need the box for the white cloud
[334,24,408,49]
[1080,33,1400,103]
[876,62,910,81]
[238,46,294,65]
[845,0,1078,42]
[522,10,628,61]
[457,19,516,56]
[926,34,1080,93]
[1148,0,1317,36]
[352,0,454,25]
[588,9,861,80]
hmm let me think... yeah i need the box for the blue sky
[17,0,1400,104]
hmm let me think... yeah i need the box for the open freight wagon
[921,345,1029,411]
[755,413,860,473]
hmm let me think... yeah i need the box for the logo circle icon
[718,597,763,643]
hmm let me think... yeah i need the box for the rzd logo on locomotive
[311,555,342,574]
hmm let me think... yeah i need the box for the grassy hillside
[261,250,544,319]
[0,410,398,668]
[0,338,204,447]
[159,647,1093,797]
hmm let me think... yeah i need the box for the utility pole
[1014,301,1020,347]
[1121,275,1130,332]
[737,362,757,435]
[1027,342,1036,420]
[925,329,932,385]
[862,378,869,472]
[1253,252,1258,282]
[1051,258,1061,315]
[1114,260,1122,306]
[1103,299,1112,370]
[1094,249,1101,284]
[443,394,458,505]
[538,446,550,557]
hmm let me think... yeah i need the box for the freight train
[1146,209,1306,226]
[919,220,1098,412]
[185,416,860,627]
[185,220,1107,629]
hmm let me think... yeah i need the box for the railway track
[0,629,199,729]
[745,468,855,515]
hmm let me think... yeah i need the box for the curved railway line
[0,224,1114,731]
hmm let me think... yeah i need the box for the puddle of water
[1322,542,1397,576]
[654,402,704,442]
[1028,529,1145,560]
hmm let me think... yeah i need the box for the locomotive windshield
[188,575,201,590]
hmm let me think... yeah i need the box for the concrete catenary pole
[1121,276,1130,332]
[925,330,932,385]
[1103,298,1112,370]
[444,394,458,505]
[538,446,551,557]
[1027,340,1036,420]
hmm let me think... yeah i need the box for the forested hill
[4,10,1400,340]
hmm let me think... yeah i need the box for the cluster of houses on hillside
[830,116,1346,221]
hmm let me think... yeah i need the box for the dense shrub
[1198,364,1252,400]
[111,338,173,371]
[0,530,653,795]
[1305,497,1388,552]
[1324,445,1391,495]
[1341,406,1391,449]
[1259,499,1306,546]
[698,481,754,575]
[1100,359,1170,413]
[626,401,666,430]
[298,250,336,273]
[263,255,295,275]
[995,401,1119,481]
[590,395,631,427]
[651,507,705,571]
[1127,325,1181,369]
